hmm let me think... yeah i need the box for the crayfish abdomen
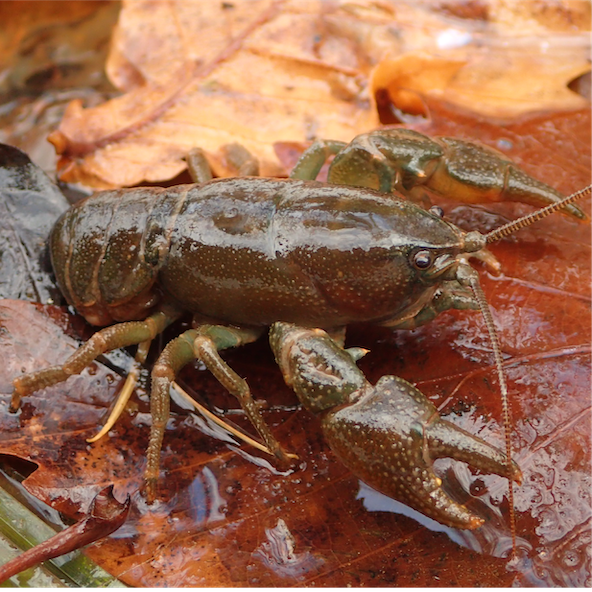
[50,186,175,326]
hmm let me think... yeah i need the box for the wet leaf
[0,144,68,303]
[48,0,590,189]
[0,0,590,586]
[0,485,129,584]
[0,103,589,586]
[0,472,123,587]
[350,105,592,585]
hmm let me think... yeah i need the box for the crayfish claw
[425,418,522,485]
[270,323,520,530]
[320,375,520,530]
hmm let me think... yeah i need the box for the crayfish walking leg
[10,309,179,412]
[144,323,296,502]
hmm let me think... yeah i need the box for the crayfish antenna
[486,185,591,243]
[462,183,591,557]
[456,264,517,557]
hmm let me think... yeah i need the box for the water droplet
[563,549,580,567]
[469,478,487,496]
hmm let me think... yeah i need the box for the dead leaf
[372,47,589,120]
[0,1,119,174]
[48,0,387,188]
[0,485,130,584]
[0,143,68,303]
[0,103,589,586]
[371,53,467,118]
[0,0,115,92]
[0,1,589,585]
[47,0,590,189]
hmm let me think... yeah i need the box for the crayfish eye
[412,249,433,270]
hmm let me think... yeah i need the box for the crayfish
[9,128,590,536]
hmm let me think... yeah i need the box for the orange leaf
[48,0,590,189]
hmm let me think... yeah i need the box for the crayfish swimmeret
[10,128,590,532]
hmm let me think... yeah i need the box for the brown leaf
[48,0,590,189]
[0,143,69,303]
[0,102,589,586]
[372,48,589,119]
[0,1,112,82]
[48,0,386,188]
[0,485,130,584]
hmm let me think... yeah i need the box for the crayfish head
[409,225,498,290]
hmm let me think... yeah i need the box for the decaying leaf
[0,102,589,586]
[371,46,589,120]
[0,0,589,586]
[0,144,68,304]
[0,485,129,584]
[47,0,590,189]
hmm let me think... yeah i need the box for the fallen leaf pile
[47,0,590,188]
[0,0,589,587]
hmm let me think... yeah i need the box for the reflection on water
[188,466,226,526]
[253,518,324,580]
[356,479,531,558]
[356,449,591,588]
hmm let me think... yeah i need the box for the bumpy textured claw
[322,375,521,530]
[270,322,521,530]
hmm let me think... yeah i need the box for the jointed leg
[290,140,347,181]
[144,324,295,502]
[86,337,154,443]
[11,309,180,412]
[186,143,259,184]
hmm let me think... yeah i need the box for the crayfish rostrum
[10,128,590,532]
